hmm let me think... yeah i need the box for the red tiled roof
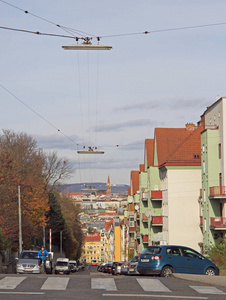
[139,164,145,172]
[99,212,116,216]
[104,220,113,230]
[156,124,204,168]
[65,192,84,196]
[131,170,139,195]
[145,139,154,167]
[85,232,101,241]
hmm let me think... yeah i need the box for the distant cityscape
[62,182,129,194]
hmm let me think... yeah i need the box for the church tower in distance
[106,175,111,196]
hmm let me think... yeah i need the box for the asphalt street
[0,265,225,300]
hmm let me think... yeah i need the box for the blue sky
[1,0,226,185]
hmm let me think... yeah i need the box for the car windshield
[141,247,161,255]
[20,252,39,259]
[56,261,68,266]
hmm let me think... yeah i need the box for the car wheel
[160,266,173,277]
[205,267,216,276]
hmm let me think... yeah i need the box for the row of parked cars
[16,250,85,274]
[97,255,139,276]
[97,245,220,277]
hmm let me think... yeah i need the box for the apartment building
[200,97,226,250]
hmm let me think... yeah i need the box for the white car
[55,258,70,275]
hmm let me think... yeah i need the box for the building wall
[114,225,121,261]
[201,129,221,247]
[163,167,202,251]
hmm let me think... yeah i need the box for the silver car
[16,251,41,274]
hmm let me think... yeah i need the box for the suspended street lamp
[62,37,112,51]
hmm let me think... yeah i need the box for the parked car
[111,261,124,275]
[121,256,139,275]
[127,261,139,275]
[138,245,219,277]
[97,263,106,272]
[103,263,113,273]
[55,258,70,275]
[77,261,85,271]
[69,260,78,272]
[91,259,97,266]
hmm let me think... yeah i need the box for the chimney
[185,123,197,131]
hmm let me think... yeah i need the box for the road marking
[41,277,69,290]
[0,277,26,289]
[102,294,208,299]
[190,285,226,295]
[136,278,171,292]
[91,278,117,291]
[0,292,45,295]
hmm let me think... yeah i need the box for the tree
[0,130,49,249]
[42,152,74,192]
[57,192,83,259]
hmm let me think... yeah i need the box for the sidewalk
[172,273,226,288]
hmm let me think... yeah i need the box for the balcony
[129,241,136,248]
[152,216,163,226]
[142,235,149,243]
[129,211,135,217]
[129,226,135,232]
[151,190,162,200]
[209,186,226,199]
[142,213,149,222]
[142,192,148,201]
[210,217,226,229]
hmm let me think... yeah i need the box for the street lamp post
[18,186,22,254]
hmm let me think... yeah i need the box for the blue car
[137,245,219,277]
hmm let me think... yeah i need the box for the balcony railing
[129,226,135,232]
[151,190,162,200]
[210,217,226,228]
[129,241,136,248]
[142,235,149,242]
[209,186,226,197]
[142,192,148,201]
[142,213,149,222]
[152,216,163,225]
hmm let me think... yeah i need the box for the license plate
[141,259,149,262]
[129,268,134,271]
[59,272,64,274]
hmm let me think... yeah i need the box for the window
[166,247,181,256]
[181,248,200,259]
[203,161,205,174]
[219,143,222,159]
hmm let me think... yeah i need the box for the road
[0,265,225,300]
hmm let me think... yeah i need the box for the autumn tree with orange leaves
[0,130,49,249]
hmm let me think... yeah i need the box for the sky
[1,0,226,186]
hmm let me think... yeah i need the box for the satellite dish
[128,198,133,204]
[135,205,139,211]
[145,210,152,218]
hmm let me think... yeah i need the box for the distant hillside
[61,182,129,194]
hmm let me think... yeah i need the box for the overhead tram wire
[0,0,96,38]
[0,83,81,147]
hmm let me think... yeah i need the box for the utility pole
[18,186,22,254]
[60,231,62,254]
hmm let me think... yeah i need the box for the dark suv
[138,245,219,277]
